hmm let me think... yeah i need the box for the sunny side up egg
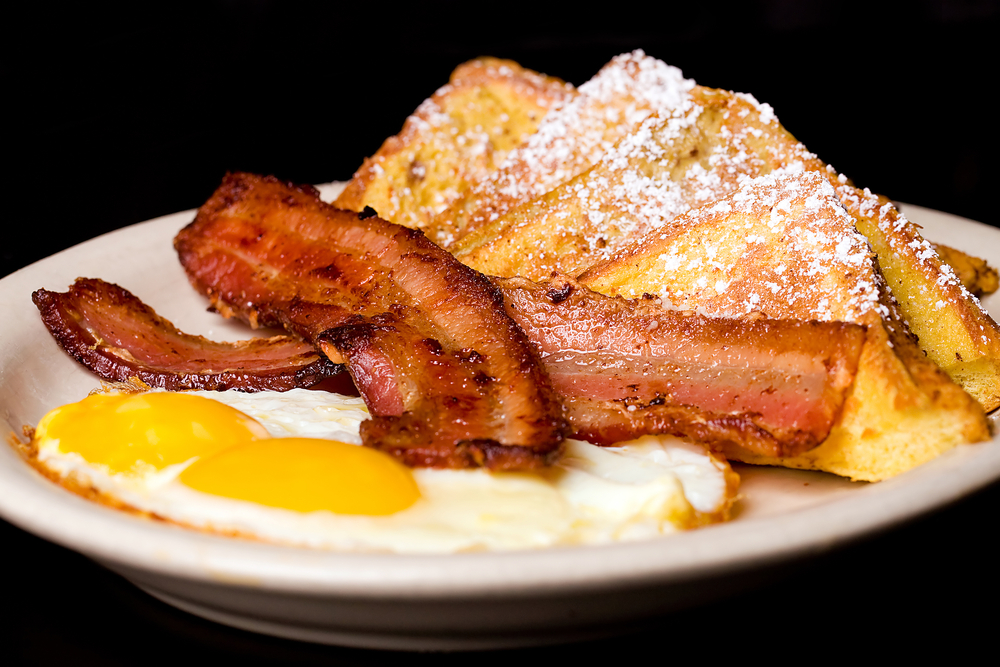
[29,389,737,553]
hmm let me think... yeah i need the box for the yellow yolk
[34,392,270,476]
[178,438,420,515]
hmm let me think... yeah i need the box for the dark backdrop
[5,0,999,277]
[3,1,998,663]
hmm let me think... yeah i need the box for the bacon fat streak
[175,173,568,469]
[496,276,867,457]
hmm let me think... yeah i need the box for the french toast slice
[580,170,880,323]
[453,80,1000,412]
[837,188,1000,411]
[933,243,999,298]
[578,170,989,480]
[450,86,797,278]
[580,169,989,481]
[426,50,694,247]
[334,57,574,241]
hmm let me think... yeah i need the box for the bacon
[495,275,867,457]
[38,182,866,461]
[174,173,568,469]
[32,278,339,392]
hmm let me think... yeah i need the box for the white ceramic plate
[1,194,998,651]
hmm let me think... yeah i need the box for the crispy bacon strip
[174,173,567,469]
[496,276,867,457]
[32,278,338,391]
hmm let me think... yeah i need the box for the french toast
[451,86,792,278]
[338,53,998,480]
[334,57,575,242]
[453,81,1000,414]
[838,188,1000,411]
[580,170,881,322]
[578,170,989,480]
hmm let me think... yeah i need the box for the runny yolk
[178,438,420,515]
[35,392,270,476]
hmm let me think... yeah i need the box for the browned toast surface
[334,57,574,241]
[838,187,1000,411]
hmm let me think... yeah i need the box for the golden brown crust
[837,187,1000,411]
[452,86,818,279]
[578,170,879,324]
[12,431,168,522]
[934,243,999,298]
[335,57,574,241]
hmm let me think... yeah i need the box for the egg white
[33,388,735,553]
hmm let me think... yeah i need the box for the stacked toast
[336,50,998,481]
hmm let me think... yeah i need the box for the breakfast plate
[1,190,998,651]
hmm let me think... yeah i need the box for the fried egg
[30,389,736,553]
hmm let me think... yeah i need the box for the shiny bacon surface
[496,276,867,457]
[174,173,568,469]
[32,278,339,391]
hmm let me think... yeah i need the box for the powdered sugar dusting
[585,170,883,323]
[348,52,997,368]
[462,85,823,278]
[735,93,777,126]
[460,63,995,355]
[435,50,695,244]
[833,184,989,319]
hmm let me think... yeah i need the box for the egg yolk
[35,392,270,476]
[178,438,420,515]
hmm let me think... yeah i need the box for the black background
[3,1,999,663]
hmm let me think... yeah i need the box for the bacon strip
[32,278,339,392]
[48,172,865,463]
[495,276,867,457]
[174,173,568,469]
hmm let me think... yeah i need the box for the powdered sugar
[579,168,884,324]
[436,50,696,242]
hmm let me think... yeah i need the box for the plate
[1,194,998,651]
